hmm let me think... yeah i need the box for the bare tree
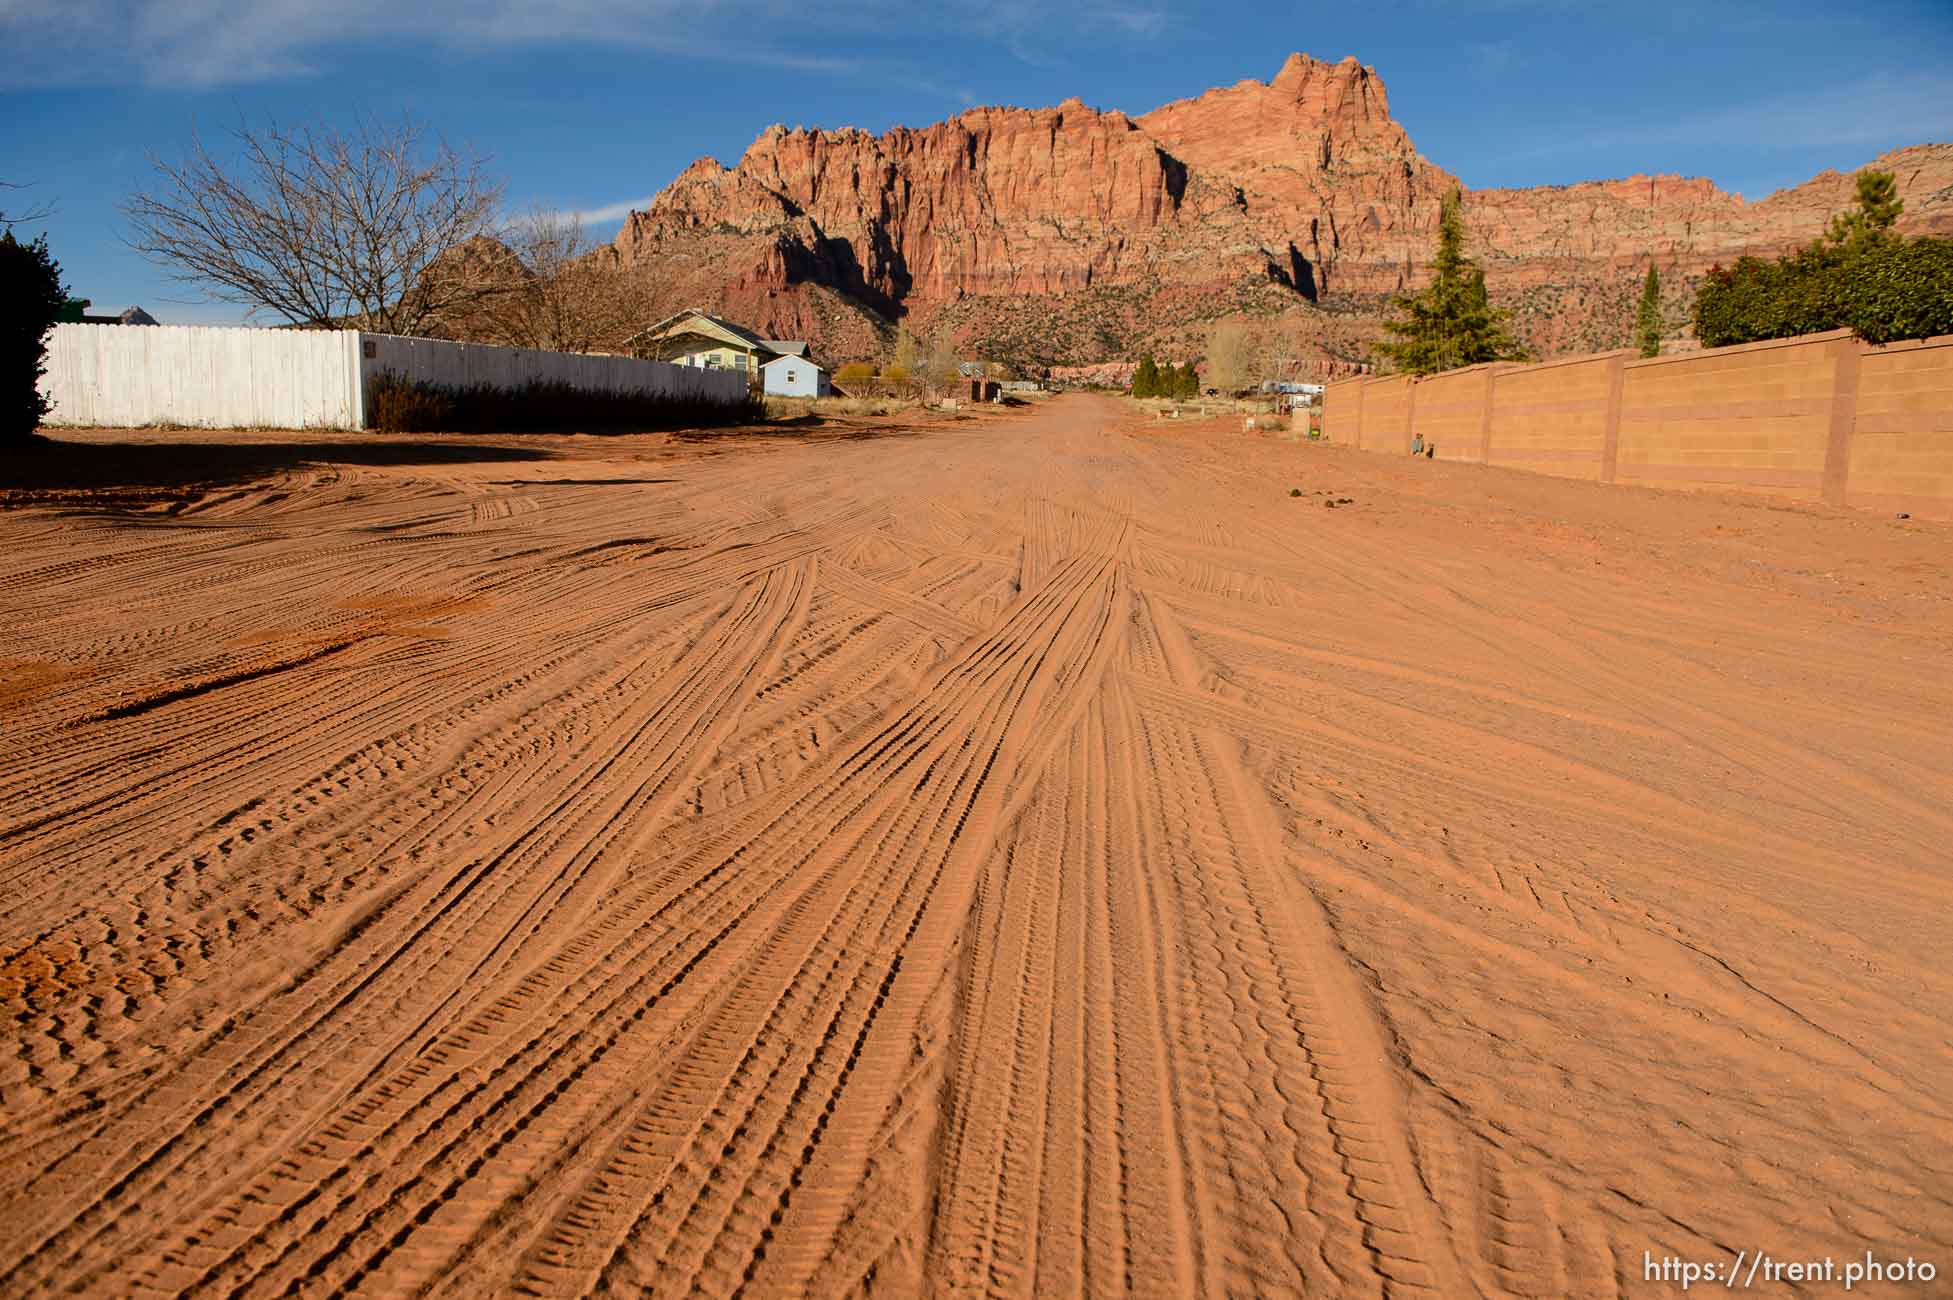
[1267,313,1314,384]
[457,207,653,354]
[891,322,924,375]
[124,114,504,335]
[878,322,925,396]
[924,329,961,394]
[1204,318,1269,394]
[0,181,56,231]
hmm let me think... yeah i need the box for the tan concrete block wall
[1848,335,1953,519]
[1322,378,1364,445]
[1361,375,1413,453]
[1486,355,1614,480]
[1319,329,1942,520]
[1616,331,1844,501]
[1411,366,1491,462]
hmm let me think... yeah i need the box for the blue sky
[4,0,1950,323]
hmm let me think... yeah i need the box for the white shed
[761,354,830,397]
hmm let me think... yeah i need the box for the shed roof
[761,340,810,357]
[761,354,824,371]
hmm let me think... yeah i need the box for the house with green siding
[626,309,810,380]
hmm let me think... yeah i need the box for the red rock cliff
[605,54,1953,366]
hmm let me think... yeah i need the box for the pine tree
[1176,362,1198,398]
[1133,353,1160,397]
[1373,189,1526,375]
[1635,264,1662,358]
[1826,170,1902,251]
[2,230,67,441]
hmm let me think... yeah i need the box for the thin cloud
[1490,73,1953,194]
[0,0,839,89]
[1087,6,1168,38]
[0,0,1171,90]
[554,195,657,224]
[1467,39,1520,80]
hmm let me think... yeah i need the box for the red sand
[2,395,1949,1297]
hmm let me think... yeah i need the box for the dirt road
[3,394,1950,1297]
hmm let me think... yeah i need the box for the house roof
[624,308,770,353]
[760,354,824,371]
[78,306,159,325]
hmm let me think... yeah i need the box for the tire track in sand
[510,513,1129,1298]
[1127,589,1474,1297]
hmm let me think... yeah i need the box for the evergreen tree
[1373,189,1526,375]
[1176,362,1199,398]
[1826,169,1902,251]
[1133,353,1160,397]
[1635,264,1663,358]
[1,230,67,441]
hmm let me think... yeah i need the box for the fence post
[1600,351,1627,484]
[1479,365,1498,463]
[1404,376,1419,453]
[1822,336,1861,508]
[348,332,368,430]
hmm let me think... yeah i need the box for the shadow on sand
[672,417,940,447]
[2,433,554,507]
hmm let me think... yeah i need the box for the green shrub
[1694,247,1847,347]
[1842,236,1953,344]
[1,231,67,441]
[1693,168,1952,349]
[367,371,764,434]
[1694,239,1953,348]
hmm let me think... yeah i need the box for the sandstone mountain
[604,53,1953,371]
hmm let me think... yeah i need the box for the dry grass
[765,394,928,421]
[1128,395,1292,425]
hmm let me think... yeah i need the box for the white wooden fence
[41,325,364,429]
[359,334,746,406]
[39,325,748,429]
